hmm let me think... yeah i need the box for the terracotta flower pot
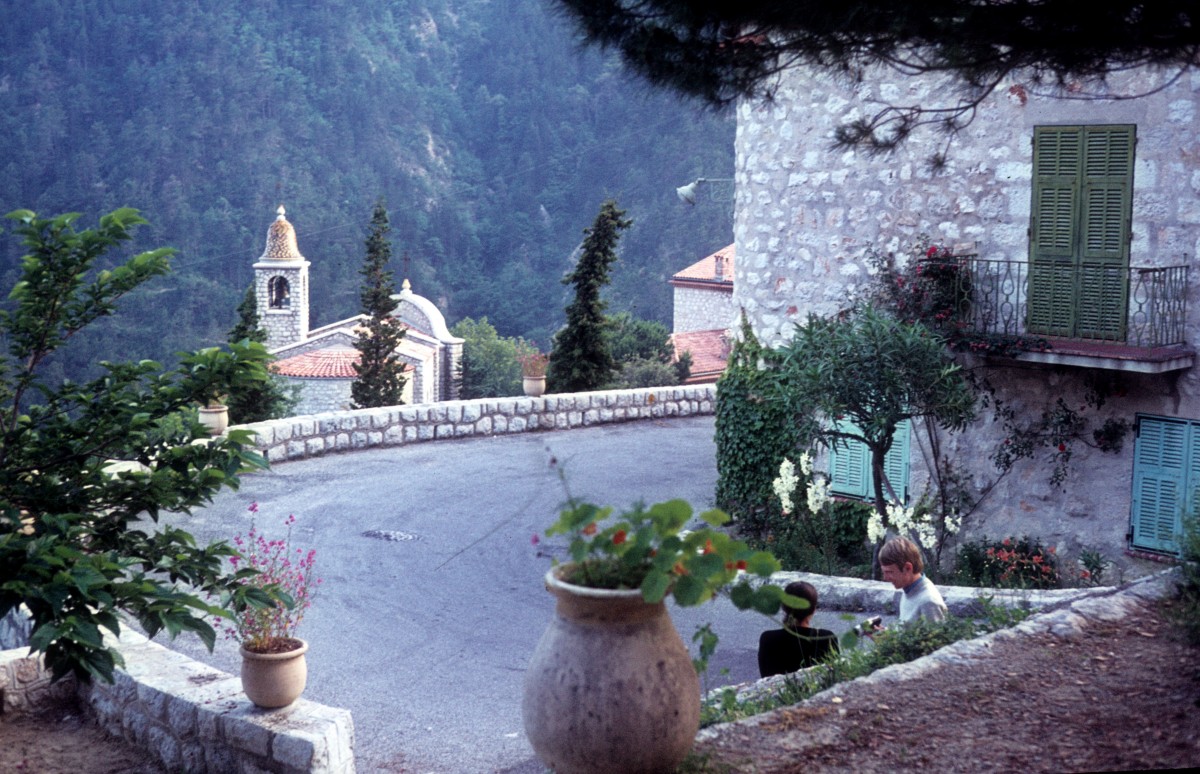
[240,638,308,708]
[522,375,546,397]
[522,566,700,774]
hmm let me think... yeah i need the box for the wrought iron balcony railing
[944,257,1189,349]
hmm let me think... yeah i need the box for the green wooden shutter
[1029,127,1082,336]
[1130,416,1187,555]
[1029,125,1134,340]
[1076,126,1134,340]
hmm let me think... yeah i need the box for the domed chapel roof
[259,205,306,262]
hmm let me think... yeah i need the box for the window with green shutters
[828,420,910,502]
[1029,125,1135,341]
[1130,415,1199,556]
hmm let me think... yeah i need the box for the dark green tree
[555,1,1200,148]
[225,285,297,423]
[777,306,976,523]
[0,209,275,683]
[548,200,631,393]
[451,316,524,399]
[351,200,407,409]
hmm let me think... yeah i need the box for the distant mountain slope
[0,0,732,378]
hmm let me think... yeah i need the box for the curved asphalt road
[162,415,852,772]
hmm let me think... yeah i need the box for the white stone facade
[734,64,1200,568]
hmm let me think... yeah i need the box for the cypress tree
[548,199,631,392]
[351,199,407,408]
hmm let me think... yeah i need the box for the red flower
[1002,538,1012,547]
[927,246,938,258]
[612,530,627,545]
[1058,443,1066,452]
[736,560,747,571]
[673,562,688,575]
[582,522,597,536]
[703,538,715,554]
[1032,554,1043,564]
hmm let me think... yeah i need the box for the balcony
[943,257,1194,373]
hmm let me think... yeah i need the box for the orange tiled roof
[271,346,360,379]
[670,329,731,383]
[671,244,735,285]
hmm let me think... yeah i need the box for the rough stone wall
[673,285,737,333]
[240,385,716,464]
[734,64,1200,568]
[290,377,354,416]
[0,649,76,714]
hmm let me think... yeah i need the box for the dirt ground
[693,597,1200,773]
[3,598,1198,773]
[0,707,164,773]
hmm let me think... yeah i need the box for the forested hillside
[0,0,732,381]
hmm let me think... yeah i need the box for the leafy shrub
[1170,519,1200,645]
[754,499,872,577]
[714,316,811,531]
[954,535,1061,589]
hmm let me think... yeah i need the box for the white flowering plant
[769,453,871,574]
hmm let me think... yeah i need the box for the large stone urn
[522,566,701,773]
[240,638,308,708]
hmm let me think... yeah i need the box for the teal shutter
[829,423,870,499]
[829,420,910,502]
[1029,126,1082,336]
[1029,125,1134,340]
[1130,416,1187,555]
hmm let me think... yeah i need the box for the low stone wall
[240,385,717,463]
[0,629,354,774]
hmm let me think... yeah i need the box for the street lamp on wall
[675,178,734,205]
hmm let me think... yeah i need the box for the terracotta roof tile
[671,244,735,284]
[271,346,360,379]
[670,329,731,383]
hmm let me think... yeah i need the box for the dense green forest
[0,0,733,382]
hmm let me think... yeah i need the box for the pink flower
[530,534,540,546]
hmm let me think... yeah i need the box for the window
[828,420,910,503]
[1028,124,1135,341]
[1130,415,1199,556]
[268,276,291,309]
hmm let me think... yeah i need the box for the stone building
[254,207,462,414]
[668,244,735,383]
[734,64,1200,567]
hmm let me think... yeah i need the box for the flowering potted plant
[517,347,550,396]
[522,497,791,773]
[223,504,320,708]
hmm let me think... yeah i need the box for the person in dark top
[758,580,840,678]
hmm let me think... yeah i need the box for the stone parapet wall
[242,385,717,464]
[1,630,354,774]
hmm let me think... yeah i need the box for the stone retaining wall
[240,385,717,463]
[0,629,353,774]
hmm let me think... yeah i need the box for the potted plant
[517,348,550,397]
[223,504,320,708]
[522,498,793,773]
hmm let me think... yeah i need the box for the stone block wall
[243,385,716,464]
[673,285,737,333]
[1,630,354,774]
[0,649,77,715]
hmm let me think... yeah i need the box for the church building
[252,206,462,415]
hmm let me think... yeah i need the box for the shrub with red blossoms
[223,503,321,652]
